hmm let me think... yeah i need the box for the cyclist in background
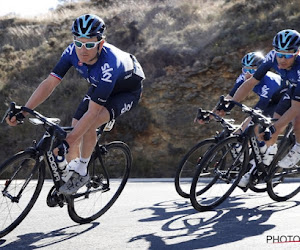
[198,51,284,123]
[197,51,285,187]
[6,14,145,195]
[230,29,300,169]
[229,52,284,119]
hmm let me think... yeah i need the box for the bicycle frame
[242,120,268,177]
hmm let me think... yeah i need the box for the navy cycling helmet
[241,52,264,67]
[72,14,106,40]
[272,29,300,52]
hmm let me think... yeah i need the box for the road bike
[190,98,300,211]
[0,103,132,238]
[174,109,239,198]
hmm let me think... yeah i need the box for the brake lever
[1,102,23,124]
[1,106,11,123]
[197,108,210,122]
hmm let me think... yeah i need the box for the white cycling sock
[292,142,300,154]
[75,157,90,176]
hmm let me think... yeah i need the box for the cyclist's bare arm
[6,75,61,126]
[266,100,300,145]
[25,75,61,111]
[232,76,259,102]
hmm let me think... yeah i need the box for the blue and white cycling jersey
[50,42,145,106]
[253,50,300,101]
[229,71,282,111]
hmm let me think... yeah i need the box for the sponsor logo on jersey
[98,97,107,103]
[297,69,300,82]
[90,76,99,83]
[121,101,133,114]
[83,95,91,102]
[263,50,275,63]
[236,74,245,83]
[261,85,270,98]
[62,44,75,57]
[75,68,84,74]
[282,93,290,101]
[101,63,113,83]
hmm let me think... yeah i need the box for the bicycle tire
[267,142,300,202]
[175,138,217,198]
[0,149,45,238]
[248,169,268,193]
[68,141,132,224]
[190,135,249,212]
[248,131,292,193]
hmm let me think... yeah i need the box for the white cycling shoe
[278,145,300,169]
[61,158,79,182]
[238,160,256,188]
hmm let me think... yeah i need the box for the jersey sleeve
[254,75,278,110]
[253,50,275,81]
[229,74,244,97]
[50,44,74,80]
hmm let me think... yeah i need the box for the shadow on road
[0,222,99,249]
[129,192,300,249]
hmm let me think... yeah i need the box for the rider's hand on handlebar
[5,112,25,126]
[195,117,207,124]
[215,109,226,117]
[214,95,235,115]
[57,140,69,156]
[195,108,211,125]
[259,125,276,142]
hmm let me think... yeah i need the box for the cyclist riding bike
[229,29,300,169]
[229,51,285,119]
[197,51,286,188]
[5,14,145,195]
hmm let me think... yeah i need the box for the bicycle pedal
[46,186,65,208]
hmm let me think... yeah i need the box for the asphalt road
[1,179,300,250]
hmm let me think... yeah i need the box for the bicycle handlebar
[197,108,237,130]
[2,102,67,140]
[216,95,272,128]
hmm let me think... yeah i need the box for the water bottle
[56,155,67,171]
[259,141,267,154]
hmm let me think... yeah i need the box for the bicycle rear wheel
[68,141,131,224]
[175,138,216,198]
[0,150,45,238]
[190,136,248,212]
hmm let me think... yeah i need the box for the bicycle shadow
[129,193,300,249]
[0,222,99,249]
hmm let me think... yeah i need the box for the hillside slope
[0,0,300,177]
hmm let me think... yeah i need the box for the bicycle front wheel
[68,141,131,224]
[0,150,45,238]
[267,149,300,202]
[175,138,216,198]
[190,136,248,212]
